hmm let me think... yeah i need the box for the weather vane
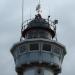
[36,0,42,14]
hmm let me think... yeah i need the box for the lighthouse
[10,1,66,75]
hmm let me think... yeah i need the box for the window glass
[38,31,49,39]
[33,31,38,38]
[27,32,33,38]
[39,31,46,38]
[27,31,38,38]
[43,44,51,51]
[30,43,39,51]
[19,44,26,53]
[53,45,60,54]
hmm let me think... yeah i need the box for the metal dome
[22,14,55,38]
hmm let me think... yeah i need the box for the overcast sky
[0,0,75,75]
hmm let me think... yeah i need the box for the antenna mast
[22,0,24,30]
[20,0,24,41]
[39,0,40,4]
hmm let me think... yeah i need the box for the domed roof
[22,14,55,38]
[27,14,49,29]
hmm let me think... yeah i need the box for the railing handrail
[22,19,56,32]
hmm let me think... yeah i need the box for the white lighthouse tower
[10,1,66,75]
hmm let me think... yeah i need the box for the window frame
[29,43,40,51]
[42,43,51,52]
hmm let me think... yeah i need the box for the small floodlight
[53,20,58,25]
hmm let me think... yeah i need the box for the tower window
[53,45,61,54]
[39,31,47,38]
[19,45,26,53]
[30,43,39,51]
[27,32,33,39]
[43,44,51,51]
